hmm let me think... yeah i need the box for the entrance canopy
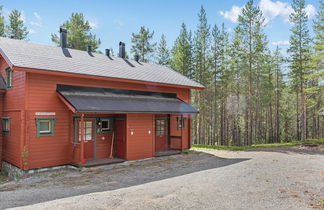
[57,84,198,114]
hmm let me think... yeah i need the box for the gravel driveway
[1,146,323,210]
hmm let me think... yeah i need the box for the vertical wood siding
[126,114,154,160]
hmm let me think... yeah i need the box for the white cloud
[305,4,316,19]
[220,0,316,24]
[30,12,42,27]
[220,5,242,23]
[271,40,289,46]
[259,0,293,23]
[89,21,98,29]
[28,29,37,34]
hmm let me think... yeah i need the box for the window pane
[40,120,50,132]
[101,120,110,130]
[85,121,92,128]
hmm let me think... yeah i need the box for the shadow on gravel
[0,152,250,209]
[245,146,324,156]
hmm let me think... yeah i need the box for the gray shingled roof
[0,37,203,88]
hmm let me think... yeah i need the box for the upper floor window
[2,117,10,133]
[5,68,13,89]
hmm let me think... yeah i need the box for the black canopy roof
[57,84,198,114]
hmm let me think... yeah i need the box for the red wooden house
[0,30,202,171]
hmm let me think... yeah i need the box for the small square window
[2,118,10,133]
[5,68,13,89]
[39,120,51,134]
[36,117,55,137]
[99,118,112,133]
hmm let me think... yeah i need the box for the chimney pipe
[134,54,139,62]
[119,42,125,59]
[105,49,110,56]
[86,45,92,53]
[60,28,67,48]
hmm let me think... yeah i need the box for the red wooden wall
[0,93,3,168]
[0,57,26,169]
[25,72,191,168]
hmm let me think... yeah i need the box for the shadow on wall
[0,152,250,209]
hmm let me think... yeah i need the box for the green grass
[192,138,324,151]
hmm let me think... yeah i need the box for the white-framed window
[99,118,112,133]
[39,120,52,134]
[78,121,93,141]
[36,117,55,137]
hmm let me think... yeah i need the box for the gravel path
[1,146,323,210]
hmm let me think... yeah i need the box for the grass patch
[192,138,324,151]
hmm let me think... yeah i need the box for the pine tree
[211,23,230,145]
[313,0,324,71]
[171,23,193,77]
[273,46,284,142]
[308,1,324,139]
[287,0,312,141]
[5,10,28,40]
[156,34,171,66]
[0,5,5,37]
[192,6,211,144]
[237,0,266,145]
[131,26,156,62]
[51,13,101,51]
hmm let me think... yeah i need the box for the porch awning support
[80,114,85,164]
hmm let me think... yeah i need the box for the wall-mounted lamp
[130,129,134,135]
[148,128,151,134]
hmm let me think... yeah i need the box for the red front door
[155,118,168,151]
[115,119,126,159]
[78,119,95,160]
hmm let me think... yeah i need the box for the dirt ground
[1,145,323,210]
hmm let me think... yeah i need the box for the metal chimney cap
[86,45,92,53]
[134,54,140,62]
[59,27,67,33]
[105,49,110,56]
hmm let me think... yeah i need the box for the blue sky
[0,0,320,55]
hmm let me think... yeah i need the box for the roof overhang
[57,84,199,114]
[13,66,204,90]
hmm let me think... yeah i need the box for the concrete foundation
[1,161,77,179]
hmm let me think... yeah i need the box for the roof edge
[13,65,205,90]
